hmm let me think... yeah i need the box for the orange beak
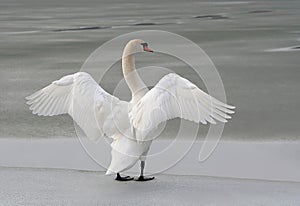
[143,45,153,52]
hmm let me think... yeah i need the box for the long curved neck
[122,52,147,103]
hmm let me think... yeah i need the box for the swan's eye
[141,43,148,48]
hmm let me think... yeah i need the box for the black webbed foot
[135,176,155,181]
[115,173,134,181]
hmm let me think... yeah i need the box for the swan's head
[123,39,153,56]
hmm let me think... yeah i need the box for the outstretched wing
[129,73,235,142]
[26,72,129,141]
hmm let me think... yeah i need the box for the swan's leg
[115,173,134,181]
[135,161,155,181]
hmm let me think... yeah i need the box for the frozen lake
[1,166,300,206]
[1,138,300,182]
[0,0,300,140]
[1,1,300,205]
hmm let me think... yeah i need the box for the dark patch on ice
[194,15,229,20]
[133,23,157,26]
[266,45,300,52]
[247,10,272,14]
[53,26,110,32]
[291,46,300,50]
[132,22,172,26]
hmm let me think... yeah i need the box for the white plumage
[26,72,127,141]
[26,39,235,179]
[129,73,234,142]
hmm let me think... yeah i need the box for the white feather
[26,39,235,175]
[129,73,235,142]
[26,72,128,141]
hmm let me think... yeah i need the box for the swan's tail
[105,170,114,175]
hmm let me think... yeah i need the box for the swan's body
[26,39,235,181]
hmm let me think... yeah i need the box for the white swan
[26,39,235,181]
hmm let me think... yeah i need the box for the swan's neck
[122,53,147,103]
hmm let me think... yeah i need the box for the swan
[26,39,235,181]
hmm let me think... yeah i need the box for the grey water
[0,0,300,140]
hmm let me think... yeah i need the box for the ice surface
[1,167,300,206]
[0,0,300,140]
[1,0,300,204]
[1,138,300,182]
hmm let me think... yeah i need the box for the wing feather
[129,73,235,141]
[26,72,129,141]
